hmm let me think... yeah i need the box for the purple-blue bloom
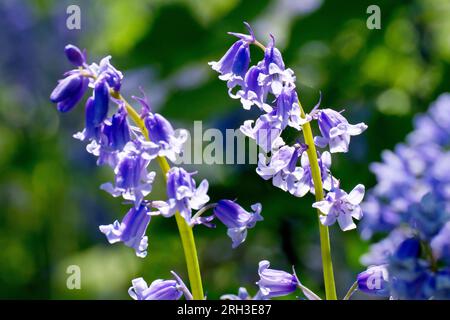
[128,271,191,300]
[240,114,284,153]
[313,184,365,231]
[257,37,295,97]
[256,260,298,298]
[50,73,88,113]
[357,265,390,297]
[314,108,367,153]
[257,143,307,196]
[209,39,250,83]
[231,65,271,112]
[101,141,157,208]
[269,85,306,130]
[99,204,153,257]
[157,167,209,224]
[213,199,263,248]
[91,78,110,126]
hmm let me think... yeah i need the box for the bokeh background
[0,0,449,299]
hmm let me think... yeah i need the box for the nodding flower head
[257,143,308,196]
[50,73,89,113]
[100,141,157,208]
[209,23,256,84]
[213,199,263,248]
[240,114,284,153]
[128,271,191,300]
[157,167,210,224]
[99,203,152,258]
[313,183,365,231]
[314,108,367,153]
[261,35,285,72]
[357,265,390,297]
[256,260,298,298]
[232,65,271,112]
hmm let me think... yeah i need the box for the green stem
[299,103,338,300]
[343,281,358,300]
[112,92,205,300]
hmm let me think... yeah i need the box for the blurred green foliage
[0,0,449,299]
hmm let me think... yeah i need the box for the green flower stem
[112,92,205,300]
[343,281,358,300]
[299,103,337,300]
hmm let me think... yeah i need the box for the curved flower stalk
[210,22,368,300]
[354,94,450,300]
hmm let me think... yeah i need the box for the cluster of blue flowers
[52,22,373,300]
[357,94,450,299]
[209,22,368,232]
[51,44,265,300]
[210,23,368,300]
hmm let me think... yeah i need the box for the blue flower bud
[64,44,86,66]
[50,74,82,103]
[357,265,390,297]
[92,79,110,125]
[108,107,131,151]
[145,113,175,145]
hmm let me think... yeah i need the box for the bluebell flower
[257,36,296,97]
[128,271,192,300]
[101,141,157,208]
[240,114,284,153]
[314,108,367,153]
[231,65,271,112]
[256,260,298,298]
[269,85,308,130]
[257,143,307,196]
[157,167,209,224]
[64,44,86,67]
[313,184,365,231]
[357,265,390,297]
[132,91,188,162]
[88,55,123,92]
[99,203,154,257]
[431,222,450,264]
[213,199,263,248]
[50,73,89,113]
[91,78,110,126]
[209,39,250,86]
